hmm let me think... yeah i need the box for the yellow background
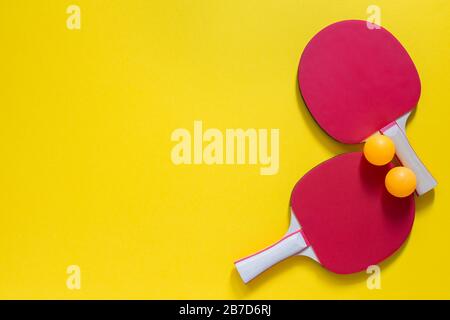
[0,0,449,299]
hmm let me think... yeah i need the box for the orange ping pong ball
[363,135,396,166]
[385,167,417,198]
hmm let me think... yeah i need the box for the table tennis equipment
[298,20,436,196]
[234,152,414,283]
[364,135,396,166]
[385,167,417,198]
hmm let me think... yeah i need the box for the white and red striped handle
[234,230,309,283]
[381,113,437,195]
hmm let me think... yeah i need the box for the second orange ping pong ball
[363,135,396,166]
[385,167,417,198]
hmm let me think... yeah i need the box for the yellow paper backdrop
[0,0,449,299]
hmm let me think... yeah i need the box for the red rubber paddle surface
[298,20,421,143]
[290,152,415,274]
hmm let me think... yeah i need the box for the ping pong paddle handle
[234,230,308,283]
[382,121,437,195]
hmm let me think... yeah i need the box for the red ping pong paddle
[234,152,414,283]
[298,20,436,195]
